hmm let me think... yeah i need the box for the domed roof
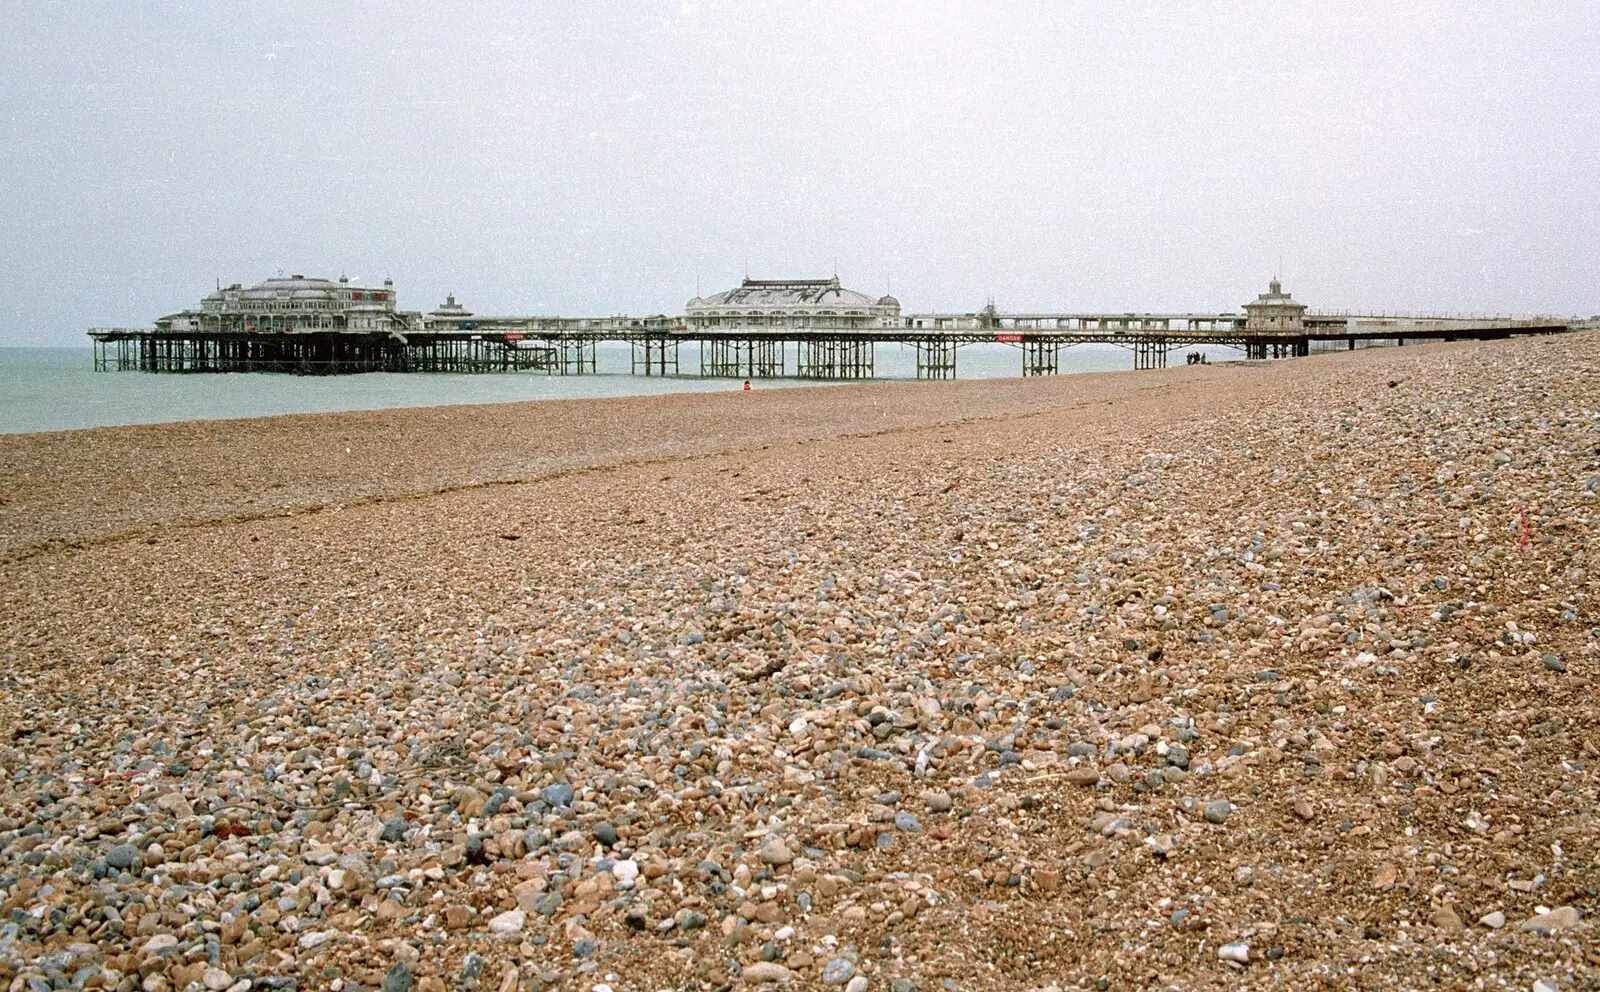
[877,295,900,308]
[1243,278,1306,311]
[430,293,472,317]
[688,277,886,311]
[240,275,342,299]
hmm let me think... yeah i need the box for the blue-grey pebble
[382,961,413,992]
[822,958,857,984]
[105,845,141,872]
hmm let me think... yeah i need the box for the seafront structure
[159,275,410,335]
[1243,278,1308,334]
[89,275,1581,377]
[685,277,902,329]
[682,278,902,376]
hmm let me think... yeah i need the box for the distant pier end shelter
[1242,278,1308,335]
[156,274,414,336]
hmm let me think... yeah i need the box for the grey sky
[2,1,1596,345]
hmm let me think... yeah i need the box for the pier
[88,276,1584,377]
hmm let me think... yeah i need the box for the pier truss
[701,338,785,378]
[798,338,874,379]
[916,338,958,379]
[630,337,678,376]
[89,313,1580,377]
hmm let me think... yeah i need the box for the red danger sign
[505,332,525,341]
[995,332,1023,343]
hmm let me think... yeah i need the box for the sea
[0,342,1239,435]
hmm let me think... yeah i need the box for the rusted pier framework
[700,338,785,378]
[916,338,958,379]
[799,338,874,379]
[1132,339,1168,371]
[89,331,574,374]
[553,338,597,375]
[90,316,1576,378]
[630,337,678,376]
[1021,339,1059,376]
[1243,339,1312,360]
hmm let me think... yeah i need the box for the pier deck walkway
[88,312,1582,377]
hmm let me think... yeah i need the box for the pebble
[105,843,142,871]
[1064,767,1100,787]
[1518,906,1580,933]
[4,335,1597,990]
[759,836,795,865]
[741,962,793,983]
[1479,911,1507,930]
[846,977,870,992]
[823,958,858,984]
[383,962,414,992]
[1217,942,1250,965]
[612,859,640,883]
[489,909,527,937]
[202,969,234,991]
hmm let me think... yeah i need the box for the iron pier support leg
[1022,339,1058,375]
[1134,339,1168,370]
[916,338,957,379]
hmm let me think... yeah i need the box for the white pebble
[488,908,526,937]
[1217,942,1250,965]
[202,969,233,991]
[296,931,332,950]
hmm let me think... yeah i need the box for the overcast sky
[2,1,1596,345]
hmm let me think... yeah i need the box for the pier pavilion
[155,275,415,336]
[686,277,901,331]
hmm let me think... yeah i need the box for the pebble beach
[1,334,1596,991]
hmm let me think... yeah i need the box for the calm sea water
[0,342,1231,435]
